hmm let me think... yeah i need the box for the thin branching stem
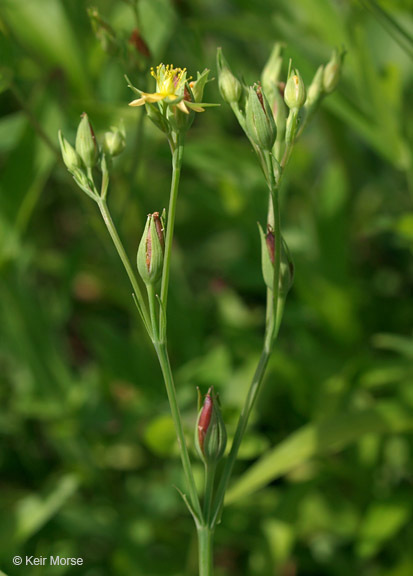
[97,198,152,334]
[159,133,185,340]
[154,341,203,523]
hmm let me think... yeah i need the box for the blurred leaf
[372,332,413,358]
[101,443,144,470]
[0,112,26,154]
[395,213,413,243]
[138,0,176,58]
[359,0,413,59]
[356,498,412,558]
[15,474,79,543]
[262,518,295,566]
[236,433,270,460]
[1,0,91,95]
[144,415,176,457]
[226,402,413,504]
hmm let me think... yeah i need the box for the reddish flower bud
[195,387,227,466]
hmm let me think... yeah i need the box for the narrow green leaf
[226,402,413,504]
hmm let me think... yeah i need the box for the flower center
[151,64,187,98]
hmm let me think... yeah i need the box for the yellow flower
[129,63,204,114]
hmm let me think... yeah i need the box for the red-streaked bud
[246,84,277,151]
[258,224,294,295]
[195,387,227,466]
[137,212,165,286]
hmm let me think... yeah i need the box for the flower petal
[129,97,146,107]
[143,92,166,103]
[177,100,190,114]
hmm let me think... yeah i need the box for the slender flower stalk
[97,198,153,335]
[154,341,203,522]
[159,134,184,340]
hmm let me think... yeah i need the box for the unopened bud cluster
[217,45,344,157]
[59,113,126,201]
[218,44,344,293]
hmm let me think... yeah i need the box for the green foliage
[0,0,413,574]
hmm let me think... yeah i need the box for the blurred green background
[1,0,413,574]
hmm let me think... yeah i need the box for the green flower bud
[216,47,242,104]
[189,68,212,104]
[76,113,98,168]
[284,69,306,110]
[323,48,344,94]
[305,65,324,108]
[246,84,277,151]
[195,387,227,467]
[137,212,165,286]
[103,123,126,157]
[261,43,284,100]
[58,130,83,171]
[258,224,294,295]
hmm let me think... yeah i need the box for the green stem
[197,526,214,576]
[154,341,203,522]
[281,109,299,170]
[264,151,281,349]
[147,284,159,341]
[210,347,268,527]
[97,198,151,334]
[210,148,284,526]
[203,463,216,525]
[210,297,285,527]
[159,133,185,339]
